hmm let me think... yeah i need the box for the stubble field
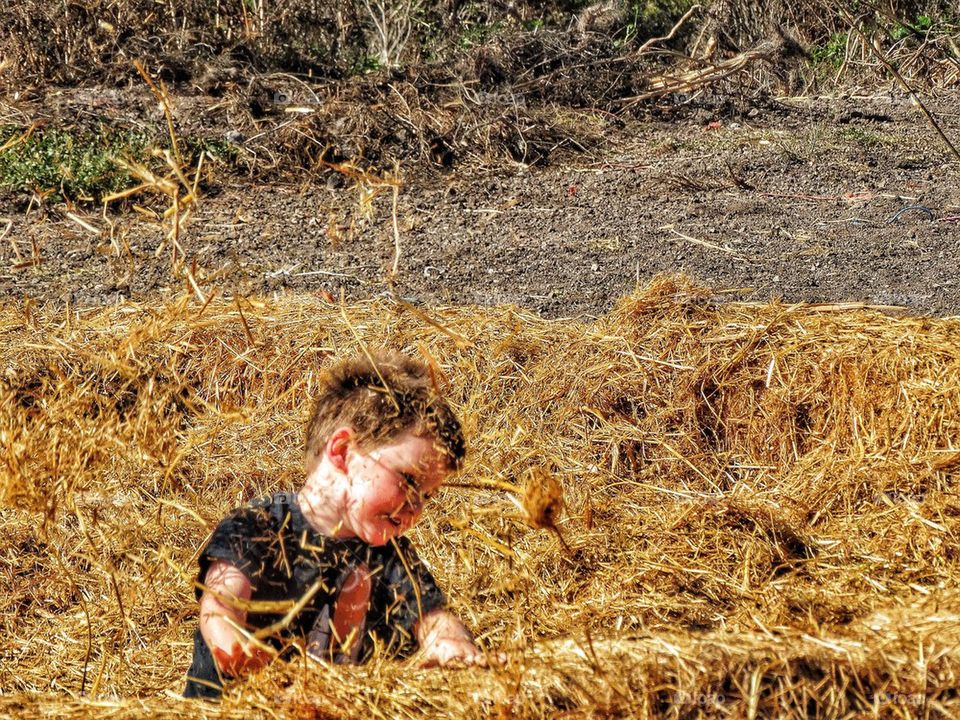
[2,2,960,718]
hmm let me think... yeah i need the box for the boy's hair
[305,351,466,471]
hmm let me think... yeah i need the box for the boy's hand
[416,608,504,668]
[212,641,273,677]
[419,635,488,667]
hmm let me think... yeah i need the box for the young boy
[184,351,483,699]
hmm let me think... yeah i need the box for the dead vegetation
[2,1,958,182]
[1,274,959,717]
[2,0,955,88]
[2,6,960,717]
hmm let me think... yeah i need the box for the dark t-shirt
[184,492,446,698]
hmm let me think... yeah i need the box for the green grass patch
[0,126,149,201]
[810,32,848,67]
[182,136,243,165]
[893,13,933,40]
[0,127,241,203]
[456,21,504,50]
[837,126,895,147]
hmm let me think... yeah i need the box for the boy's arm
[415,608,487,667]
[199,559,272,677]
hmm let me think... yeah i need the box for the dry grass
[1,274,959,718]
[5,2,959,182]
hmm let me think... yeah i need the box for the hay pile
[1,275,959,718]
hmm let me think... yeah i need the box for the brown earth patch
[2,91,958,318]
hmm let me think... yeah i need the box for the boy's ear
[326,427,355,474]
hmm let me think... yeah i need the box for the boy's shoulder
[223,490,299,523]
[203,492,305,563]
[199,492,339,591]
[247,491,298,519]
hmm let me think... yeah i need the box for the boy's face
[342,430,449,546]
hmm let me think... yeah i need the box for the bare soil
[2,91,959,318]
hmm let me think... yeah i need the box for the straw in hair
[304,351,466,472]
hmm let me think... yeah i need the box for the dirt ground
[2,90,959,318]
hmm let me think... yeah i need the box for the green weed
[810,32,848,67]
[183,136,241,164]
[0,127,239,203]
[893,14,933,40]
[0,126,149,201]
[456,21,503,49]
[352,55,383,74]
[838,126,894,147]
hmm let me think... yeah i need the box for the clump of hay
[1,275,959,718]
